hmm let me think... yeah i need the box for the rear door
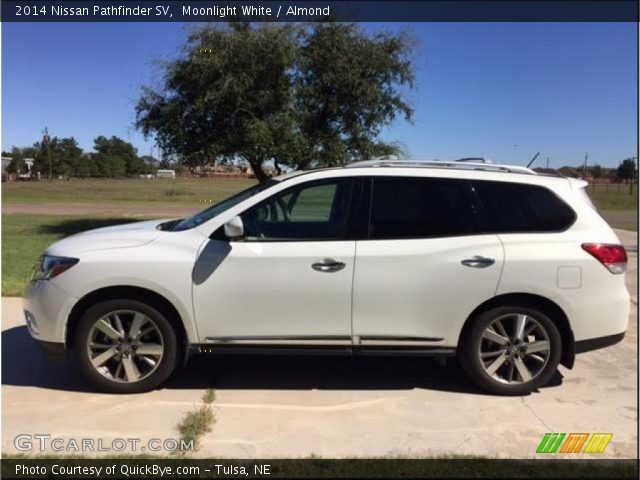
[352,176,504,347]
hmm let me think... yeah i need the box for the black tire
[74,299,179,394]
[459,306,562,395]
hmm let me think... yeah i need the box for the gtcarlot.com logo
[14,434,194,453]
[537,432,613,454]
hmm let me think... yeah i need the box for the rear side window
[369,177,479,239]
[472,180,576,233]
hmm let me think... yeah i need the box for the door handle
[461,256,495,268]
[312,259,346,273]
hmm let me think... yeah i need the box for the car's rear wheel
[460,306,562,395]
[74,299,178,393]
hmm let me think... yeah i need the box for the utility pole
[546,157,549,169]
[631,156,637,196]
[43,127,53,181]
[583,152,588,179]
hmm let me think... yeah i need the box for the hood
[45,219,172,255]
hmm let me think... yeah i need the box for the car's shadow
[2,326,563,395]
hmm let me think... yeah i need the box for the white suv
[24,161,630,395]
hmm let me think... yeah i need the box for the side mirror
[223,216,244,240]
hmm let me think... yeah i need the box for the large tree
[136,23,415,181]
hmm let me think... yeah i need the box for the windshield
[172,180,278,231]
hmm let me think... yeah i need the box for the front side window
[472,180,576,232]
[172,180,278,231]
[241,178,353,241]
[369,177,479,239]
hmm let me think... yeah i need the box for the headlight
[32,255,79,281]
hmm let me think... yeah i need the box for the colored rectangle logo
[537,433,613,454]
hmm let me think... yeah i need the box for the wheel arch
[66,285,189,357]
[458,293,575,369]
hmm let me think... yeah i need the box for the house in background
[1,156,12,181]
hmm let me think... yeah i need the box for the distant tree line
[568,159,637,183]
[3,136,157,178]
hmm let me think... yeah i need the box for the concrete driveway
[2,230,637,458]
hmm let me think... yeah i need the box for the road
[1,230,637,458]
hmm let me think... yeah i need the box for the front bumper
[34,339,67,362]
[23,279,78,345]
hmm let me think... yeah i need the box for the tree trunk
[248,157,270,183]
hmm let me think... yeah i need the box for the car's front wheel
[74,299,179,393]
[460,306,562,395]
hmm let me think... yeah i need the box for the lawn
[586,183,638,231]
[2,177,256,206]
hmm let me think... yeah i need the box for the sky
[2,22,637,168]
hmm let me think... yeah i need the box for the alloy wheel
[86,310,164,383]
[477,313,551,385]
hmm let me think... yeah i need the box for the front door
[193,177,356,345]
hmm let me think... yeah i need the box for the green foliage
[136,22,415,181]
[296,23,414,169]
[617,158,637,181]
[93,135,148,175]
[202,389,216,404]
[94,153,127,177]
[31,137,83,177]
[177,404,215,450]
[589,164,604,179]
[7,136,147,179]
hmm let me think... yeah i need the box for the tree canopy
[617,158,637,181]
[136,22,415,181]
[8,135,149,178]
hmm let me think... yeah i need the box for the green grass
[177,405,215,450]
[176,390,217,452]
[586,183,638,230]
[587,182,637,210]
[202,389,216,404]
[2,177,256,206]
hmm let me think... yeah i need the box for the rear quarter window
[472,180,576,233]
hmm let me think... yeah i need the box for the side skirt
[188,344,456,358]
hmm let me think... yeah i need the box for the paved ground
[2,230,637,458]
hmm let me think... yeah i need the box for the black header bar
[1,1,638,23]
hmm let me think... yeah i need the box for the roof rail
[455,157,493,164]
[345,159,537,175]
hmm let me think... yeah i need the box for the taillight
[582,243,627,274]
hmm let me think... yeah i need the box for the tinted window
[472,180,575,232]
[369,177,479,239]
[242,178,353,240]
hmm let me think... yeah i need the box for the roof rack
[345,159,537,175]
[455,157,493,164]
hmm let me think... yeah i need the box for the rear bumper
[575,332,626,354]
